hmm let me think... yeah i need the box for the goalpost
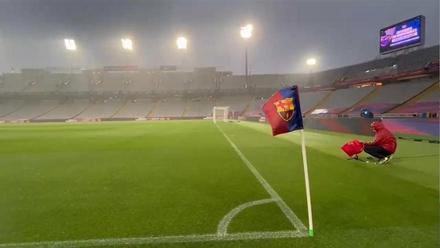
[212,106,230,123]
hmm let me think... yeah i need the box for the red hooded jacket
[368,121,397,154]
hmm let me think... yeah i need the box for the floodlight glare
[176,36,188,50]
[240,24,253,39]
[121,38,133,51]
[64,39,77,51]
[306,58,317,66]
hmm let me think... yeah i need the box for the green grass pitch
[0,120,438,248]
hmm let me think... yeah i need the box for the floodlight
[240,24,253,39]
[64,39,77,51]
[306,58,317,66]
[121,38,133,51]
[176,36,188,50]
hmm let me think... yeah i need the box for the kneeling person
[363,121,397,164]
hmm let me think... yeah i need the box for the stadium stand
[341,57,397,81]
[37,99,90,120]
[251,74,284,90]
[125,71,157,94]
[0,45,437,122]
[396,46,440,73]
[389,81,439,114]
[345,78,437,115]
[112,98,155,119]
[157,72,188,94]
[308,67,346,86]
[0,100,25,118]
[310,87,375,114]
[245,96,266,117]
[184,97,215,117]
[75,98,123,119]
[301,91,332,113]
[188,68,218,93]
[153,97,185,117]
[220,75,246,91]
[215,95,253,113]
[1,73,26,93]
[1,100,58,121]
[87,72,124,94]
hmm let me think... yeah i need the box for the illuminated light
[121,38,133,51]
[64,39,77,51]
[311,109,328,115]
[240,24,253,39]
[306,58,317,66]
[176,36,188,50]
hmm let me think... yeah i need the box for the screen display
[380,15,425,54]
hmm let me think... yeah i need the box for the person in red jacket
[363,121,397,164]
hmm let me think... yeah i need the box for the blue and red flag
[263,86,304,136]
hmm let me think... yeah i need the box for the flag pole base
[308,229,314,237]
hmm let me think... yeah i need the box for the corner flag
[263,86,303,136]
[262,85,314,237]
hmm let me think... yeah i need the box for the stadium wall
[304,118,439,137]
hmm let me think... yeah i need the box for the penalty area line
[0,231,308,248]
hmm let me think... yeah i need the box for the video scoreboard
[380,15,425,54]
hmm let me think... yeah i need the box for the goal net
[212,106,230,123]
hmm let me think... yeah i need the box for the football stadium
[0,1,438,248]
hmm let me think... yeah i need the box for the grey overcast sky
[0,0,438,74]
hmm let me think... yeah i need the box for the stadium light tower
[121,38,134,51]
[176,36,188,50]
[240,24,253,88]
[64,38,77,51]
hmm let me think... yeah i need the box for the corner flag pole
[300,129,314,237]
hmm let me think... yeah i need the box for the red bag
[341,139,364,157]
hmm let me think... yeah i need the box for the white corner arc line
[0,231,308,248]
[215,123,307,233]
[217,198,277,236]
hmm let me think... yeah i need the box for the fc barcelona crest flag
[263,86,304,136]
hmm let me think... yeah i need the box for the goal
[212,106,230,123]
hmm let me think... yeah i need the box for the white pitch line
[0,231,307,248]
[217,198,277,236]
[215,123,307,233]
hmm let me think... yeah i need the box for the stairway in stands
[146,100,159,118]
[110,99,129,118]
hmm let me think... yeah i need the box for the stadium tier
[389,82,439,114]
[112,98,155,119]
[344,78,437,115]
[397,46,440,73]
[184,97,215,117]
[37,99,90,120]
[153,97,186,118]
[0,99,24,118]
[341,57,397,81]
[0,100,58,121]
[75,98,124,119]
[311,87,375,115]
[1,73,27,93]
[0,46,438,121]
[215,95,252,113]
